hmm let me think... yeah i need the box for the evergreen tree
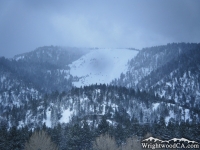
[7,126,22,150]
[67,124,82,149]
[0,124,8,150]
[81,120,92,149]
[97,116,109,135]
[115,124,126,145]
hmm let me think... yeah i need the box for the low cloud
[0,0,200,57]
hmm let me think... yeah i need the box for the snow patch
[69,48,138,87]
[165,110,175,123]
[152,103,159,110]
[196,91,200,96]
[166,82,172,87]
[43,110,51,128]
[59,108,73,123]
[1,76,6,82]
[15,55,24,61]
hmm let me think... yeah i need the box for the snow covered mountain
[1,43,200,134]
[112,43,200,110]
[69,48,138,87]
[1,43,200,150]
[0,47,140,127]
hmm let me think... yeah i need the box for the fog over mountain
[1,0,200,57]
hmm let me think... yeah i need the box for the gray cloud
[0,0,200,58]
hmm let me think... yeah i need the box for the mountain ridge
[0,43,200,130]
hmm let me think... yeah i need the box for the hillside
[14,46,89,67]
[1,43,200,128]
[1,43,200,149]
[69,48,138,87]
[112,43,200,110]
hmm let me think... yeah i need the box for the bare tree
[121,136,142,150]
[93,134,120,150]
[24,130,58,150]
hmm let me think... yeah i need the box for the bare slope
[69,48,138,87]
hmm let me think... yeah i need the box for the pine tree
[0,124,8,150]
[67,124,82,149]
[51,123,62,147]
[7,126,22,150]
[81,120,92,149]
[98,116,109,134]
[115,124,126,145]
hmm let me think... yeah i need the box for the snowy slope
[69,48,138,87]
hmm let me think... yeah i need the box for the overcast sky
[0,0,200,58]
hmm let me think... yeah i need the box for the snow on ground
[183,109,191,121]
[1,76,6,82]
[69,48,138,87]
[165,110,175,124]
[59,108,73,123]
[166,82,172,87]
[152,102,160,110]
[44,110,51,128]
[15,55,24,61]
[196,91,200,96]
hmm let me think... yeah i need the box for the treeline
[1,115,200,150]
